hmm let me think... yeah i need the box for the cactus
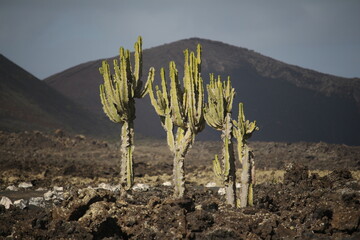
[99,36,148,193]
[147,44,205,198]
[204,74,237,207]
[233,102,258,207]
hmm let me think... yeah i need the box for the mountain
[0,54,114,136]
[44,38,360,145]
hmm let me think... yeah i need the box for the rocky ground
[0,130,360,239]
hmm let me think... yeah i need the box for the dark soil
[1,130,360,239]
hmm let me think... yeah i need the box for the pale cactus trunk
[240,146,254,207]
[172,129,193,199]
[173,151,186,198]
[120,121,134,193]
[222,113,237,207]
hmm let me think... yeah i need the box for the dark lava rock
[187,210,214,232]
[331,207,360,232]
[284,163,309,184]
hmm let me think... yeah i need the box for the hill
[44,38,360,145]
[0,54,114,136]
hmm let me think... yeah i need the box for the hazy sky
[1,0,359,79]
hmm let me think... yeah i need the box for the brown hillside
[44,38,360,145]
[0,54,114,136]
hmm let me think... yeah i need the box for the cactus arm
[165,115,175,153]
[134,36,142,83]
[169,61,185,127]
[147,67,166,116]
[99,84,121,123]
[213,154,222,178]
[160,68,170,112]
[100,61,118,106]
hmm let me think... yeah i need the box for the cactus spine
[233,102,258,207]
[204,74,237,207]
[147,44,205,199]
[99,36,147,193]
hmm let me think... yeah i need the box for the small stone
[162,181,172,187]
[0,196,12,209]
[218,188,226,195]
[110,184,121,192]
[6,185,18,191]
[53,186,63,192]
[44,190,55,201]
[96,183,121,192]
[36,187,47,191]
[236,183,241,188]
[331,207,360,231]
[97,183,112,190]
[18,182,33,189]
[14,199,27,209]
[205,182,217,188]
[29,197,45,208]
[132,183,150,192]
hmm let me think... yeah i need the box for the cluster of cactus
[204,75,258,207]
[99,36,147,194]
[147,44,205,198]
[99,36,258,207]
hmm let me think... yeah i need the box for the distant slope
[44,38,360,145]
[0,54,115,136]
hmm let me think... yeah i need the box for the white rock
[29,197,45,208]
[205,182,217,188]
[14,199,27,209]
[97,183,112,191]
[132,183,150,192]
[162,181,172,187]
[111,184,121,192]
[0,196,13,209]
[44,190,55,201]
[35,187,47,191]
[218,187,226,195]
[53,186,63,192]
[236,183,241,189]
[96,183,121,192]
[6,185,18,191]
[18,182,33,189]
[44,190,64,201]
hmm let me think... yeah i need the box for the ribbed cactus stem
[222,113,237,207]
[120,121,134,191]
[239,145,250,207]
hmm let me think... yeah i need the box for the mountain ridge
[42,38,360,145]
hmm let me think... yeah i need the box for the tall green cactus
[204,74,237,207]
[147,44,205,199]
[233,102,258,207]
[99,36,148,193]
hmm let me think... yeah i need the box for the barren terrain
[1,130,360,239]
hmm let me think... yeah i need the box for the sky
[0,0,360,80]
